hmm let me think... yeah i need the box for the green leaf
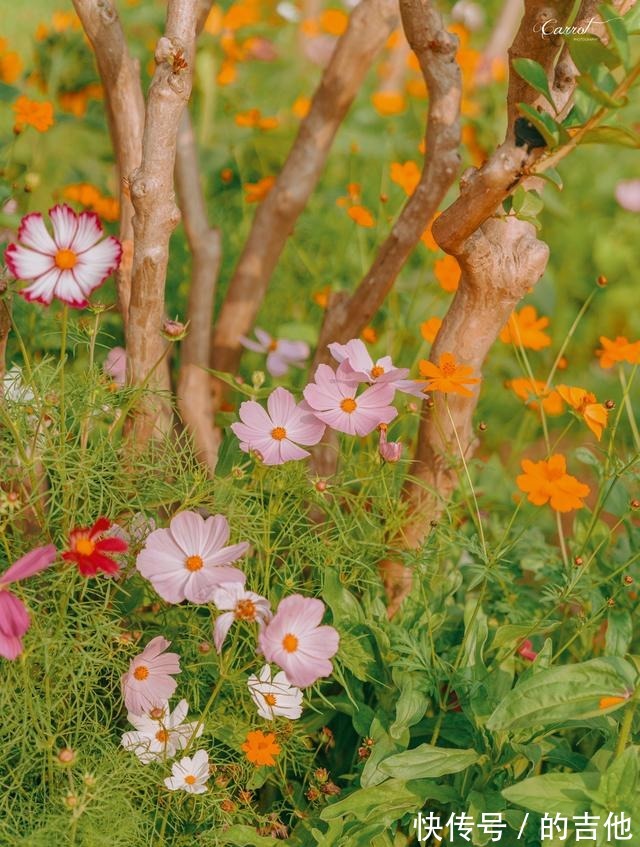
[486,657,637,732]
[599,3,630,69]
[577,74,626,108]
[0,82,19,102]
[360,719,404,788]
[223,826,291,846]
[567,36,620,73]
[320,779,456,825]
[389,671,429,741]
[517,104,560,147]
[378,743,480,780]
[512,58,555,106]
[580,126,640,148]
[323,569,365,626]
[605,609,633,657]
[502,772,601,816]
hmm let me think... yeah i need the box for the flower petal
[71,211,104,253]
[4,244,55,280]
[73,237,122,294]
[50,204,79,249]
[18,212,56,254]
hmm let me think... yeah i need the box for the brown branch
[475,0,523,86]
[209,0,398,405]
[126,0,199,446]
[71,0,145,323]
[310,0,462,375]
[175,107,222,471]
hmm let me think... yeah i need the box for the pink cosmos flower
[136,512,248,604]
[328,338,424,396]
[303,362,398,436]
[258,594,340,688]
[104,346,127,386]
[121,636,181,714]
[615,179,640,213]
[240,327,310,377]
[378,425,402,463]
[211,580,272,652]
[4,204,122,308]
[231,386,325,464]
[0,544,57,660]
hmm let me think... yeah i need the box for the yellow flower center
[371,366,385,378]
[282,633,299,653]
[55,248,77,270]
[184,775,197,785]
[235,598,257,620]
[268,340,278,352]
[149,707,165,720]
[264,693,277,706]
[185,555,203,571]
[75,537,95,556]
[271,426,287,441]
[441,360,456,377]
[340,398,357,413]
[155,729,169,743]
[133,665,149,681]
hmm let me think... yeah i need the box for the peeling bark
[71,0,145,323]
[126,0,199,446]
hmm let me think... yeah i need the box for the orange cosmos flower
[313,286,331,309]
[13,96,54,133]
[235,108,278,130]
[420,212,441,251]
[361,325,378,343]
[320,9,348,36]
[596,335,640,369]
[434,254,461,293]
[507,377,564,416]
[217,59,237,86]
[244,176,276,203]
[242,730,281,766]
[347,205,375,228]
[420,317,442,344]
[292,95,310,119]
[556,385,608,441]
[371,91,405,116]
[406,76,427,99]
[500,305,551,350]
[419,352,480,397]
[0,38,22,84]
[390,161,421,196]
[223,2,260,31]
[516,454,590,512]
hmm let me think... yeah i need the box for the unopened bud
[161,319,188,341]
[605,399,615,410]
[574,556,584,566]
[83,773,96,787]
[64,794,78,809]
[379,193,388,203]
[58,748,75,764]
[478,421,487,431]
[221,167,233,183]
[252,370,265,390]
[220,799,236,812]
[624,575,633,586]
[607,597,615,607]
[315,479,328,493]
[198,641,212,654]
[596,274,608,287]
[631,499,640,510]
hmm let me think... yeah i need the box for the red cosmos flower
[63,517,128,577]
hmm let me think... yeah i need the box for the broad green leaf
[517,104,560,147]
[502,772,601,816]
[0,82,19,102]
[320,778,455,825]
[599,3,630,68]
[512,187,544,218]
[600,746,640,811]
[580,126,640,148]
[577,74,626,108]
[323,569,365,625]
[360,719,404,788]
[567,36,620,72]
[486,657,637,732]
[512,58,554,106]
[492,623,559,650]
[378,743,480,780]
[605,609,633,657]
[390,671,429,741]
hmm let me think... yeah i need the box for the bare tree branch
[475,0,523,85]
[71,0,145,323]
[126,0,199,445]
[209,0,398,405]
[175,108,222,471]
[310,0,462,374]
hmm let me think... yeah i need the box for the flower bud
[605,399,615,410]
[161,319,188,341]
[378,426,402,463]
[58,748,75,764]
[624,575,633,586]
[574,556,584,566]
[596,274,608,287]
[252,370,265,390]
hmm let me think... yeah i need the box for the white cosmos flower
[2,366,35,404]
[247,664,303,721]
[164,750,210,794]
[212,581,272,653]
[121,699,202,764]
[4,204,122,308]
